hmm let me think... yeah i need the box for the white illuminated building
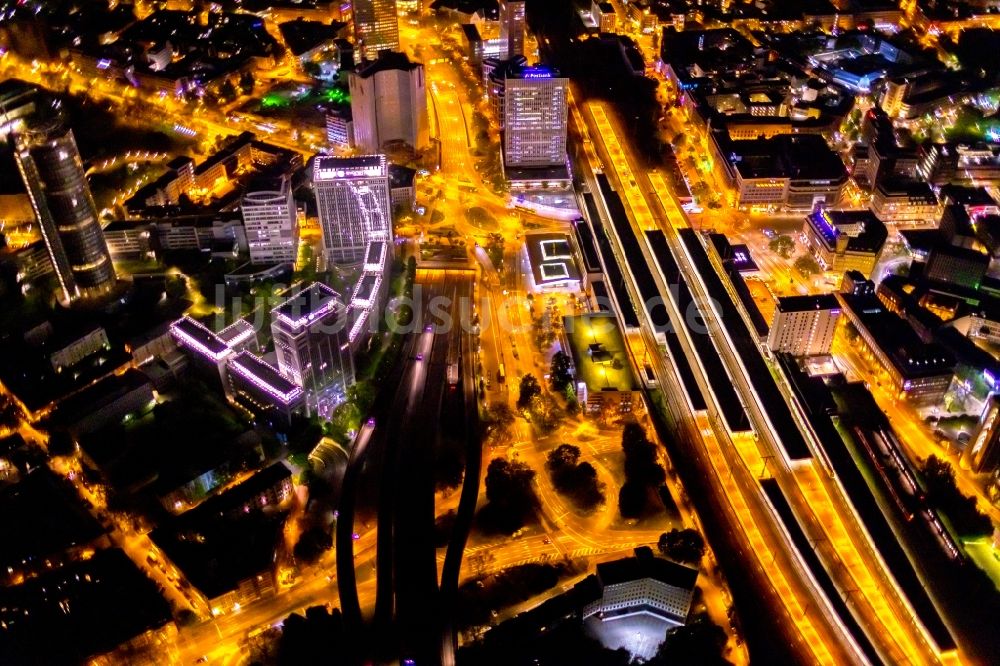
[503,66,568,168]
[582,548,698,661]
[767,294,841,357]
[313,154,392,264]
[348,51,427,154]
[241,175,297,265]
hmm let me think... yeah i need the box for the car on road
[415,353,424,361]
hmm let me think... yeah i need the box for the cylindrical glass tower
[14,106,115,302]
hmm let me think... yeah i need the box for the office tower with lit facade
[241,175,298,265]
[348,51,427,154]
[485,55,527,129]
[271,282,355,417]
[352,0,400,61]
[9,95,116,302]
[313,154,392,264]
[499,0,525,59]
[766,294,841,357]
[503,65,569,168]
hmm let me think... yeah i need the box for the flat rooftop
[313,154,387,181]
[524,232,581,287]
[217,318,256,346]
[353,272,380,303]
[597,550,698,591]
[775,294,841,313]
[171,316,229,358]
[54,368,151,427]
[729,134,847,183]
[272,282,343,326]
[504,163,571,181]
[365,240,387,267]
[355,50,422,77]
[228,351,302,404]
[839,292,955,379]
[563,313,636,393]
[807,209,888,253]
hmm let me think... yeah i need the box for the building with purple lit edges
[271,282,355,418]
[170,314,310,424]
[227,350,304,425]
[169,316,257,387]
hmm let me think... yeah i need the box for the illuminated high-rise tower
[313,154,392,264]
[499,0,525,59]
[6,92,115,302]
[271,282,355,417]
[503,65,568,168]
[353,0,400,61]
[348,51,427,154]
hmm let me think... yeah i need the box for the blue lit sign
[523,67,553,79]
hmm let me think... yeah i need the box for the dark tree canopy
[546,444,605,511]
[480,457,539,533]
[647,615,731,666]
[921,455,992,537]
[517,373,542,410]
[618,481,651,519]
[618,423,667,517]
[549,351,573,392]
[293,526,332,564]
[658,528,706,565]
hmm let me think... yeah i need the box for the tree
[527,393,561,433]
[0,398,21,431]
[517,373,542,410]
[486,233,505,272]
[47,430,76,457]
[648,614,730,666]
[618,423,667,517]
[658,528,706,564]
[467,206,495,227]
[546,443,581,472]
[922,455,992,536]
[302,61,322,78]
[565,383,580,415]
[276,606,351,665]
[768,234,794,259]
[618,481,649,519]
[293,526,332,564]
[239,71,255,95]
[218,79,238,102]
[484,403,516,447]
[622,423,666,487]
[549,351,573,392]
[482,457,538,533]
[794,254,821,277]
